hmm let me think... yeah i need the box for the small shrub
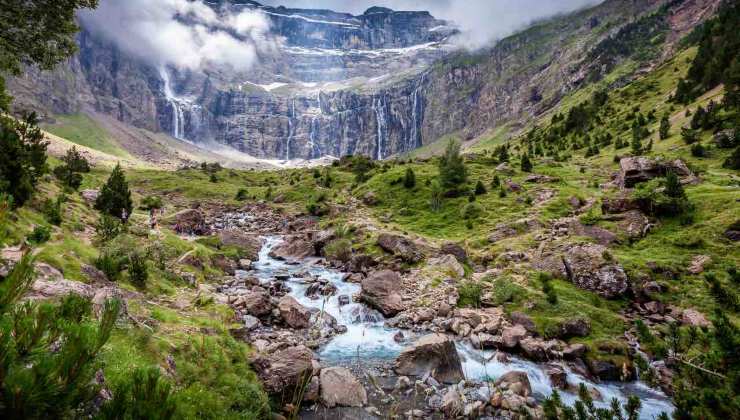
[457,282,482,308]
[461,202,483,220]
[324,238,352,262]
[42,195,64,226]
[474,180,487,195]
[95,214,124,243]
[690,142,707,157]
[235,188,249,201]
[403,168,416,189]
[723,146,740,170]
[579,208,600,225]
[97,367,177,420]
[128,252,149,287]
[139,196,163,211]
[95,252,124,282]
[27,225,51,244]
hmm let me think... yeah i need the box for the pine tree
[403,167,416,189]
[0,244,122,418]
[664,170,685,200]
[0,114,48,206]
[491,175,501,188]
[95,163,133,221]
[659,114,670,140]
[474,180,487,195]
[54,146,90,190]
[438,140,467,190]
[520,153,533,172]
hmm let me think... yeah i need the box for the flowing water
[252,237,674,419]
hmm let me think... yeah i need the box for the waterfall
[308,116,322,159]
[285,97,296,161]
[409,75,425,151]
[159,66,187,140]
[373,94,389,160]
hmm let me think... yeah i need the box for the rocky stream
[222,229,675,419]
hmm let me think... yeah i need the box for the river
[250,236,674,419]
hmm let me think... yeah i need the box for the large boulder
[360,270,404,317]
[681,308,710,328]
[557,318,591,338]
[80,189,100,206]
[440,242,467,263]
[217,230,263,260]
[616,157,697,189]
[252,345,315,395]
[494,371,532,397]
[562,244,629,298]
[501,324,528,349]
[278,296,311,329]
[172,209,209,235]
[241,289,272,317]
[394,334,464,384]
[377,233,423,263]
[319,367,367,408]
[269,236,314,261]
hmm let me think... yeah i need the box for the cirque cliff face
[7,0,720,161]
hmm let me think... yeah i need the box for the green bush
[26,225,51,244]
[95,214,125,243]
[457,281,482,308]
[98,367,177,420]
[140,195,163,211]
[461,202,483,219]
[474,180,487,195]
[324,238,353,262]
[128,251,149,287]
[234,188,249,201]
[42,195,64,226]
[403,167,416,189]
[94,252,125,282]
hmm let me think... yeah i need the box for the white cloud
[79,0,277,71]
[261,0,603,48]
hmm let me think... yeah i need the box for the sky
[79,0,603,72]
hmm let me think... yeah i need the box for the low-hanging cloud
[261,0,603,48]
[79,0,279,71]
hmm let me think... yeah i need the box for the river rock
[278,296,311,329]
[377,233,423,263]
[494,371,531,397]
[218,230,263,260]
[242,289,272,317]
[546,364,567,389]
[501,325,527,349]
[563,343,587,360]
[509,311,536,332]
[441,388,463,418]
[269,236,315,261]
[303,376,320,402]
[319,367,367,408]
[360,270,404,317]
[557,318,591,338]
[243,315,261,331]
[337,294,350,306]
[252,345,315,395]
[172,208,209,235]
[588,359,620,381]
[394,334,464,384]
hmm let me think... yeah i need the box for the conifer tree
[95,163,133,221]
[520,153,533,172]
[659,114,670,140]
[403,167,416,189]
[438,140,467,190]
